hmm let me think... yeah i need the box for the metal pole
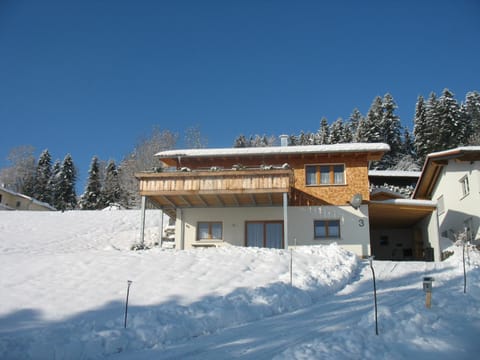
[283,192,288,250]
[139,196,146,247]
[124,280,133,328]
[369,257,379,335]
[463,241,467,294]
[290,247,293,286]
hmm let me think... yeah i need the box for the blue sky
[1,0,479,191]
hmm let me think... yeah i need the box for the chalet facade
[136,140,444,260]
[413,146,480,246]
[136,141,387,257]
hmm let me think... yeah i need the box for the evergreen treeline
[1,91,478,209]
[20,151,78,211]
[234,89,480,170]
[0,126,207,210]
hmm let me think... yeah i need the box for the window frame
[305,164,346,186]
[197,221,223,241]
[460,175,470,198]
[437,195,445,215]
[313,219,341,240]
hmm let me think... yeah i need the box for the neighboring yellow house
[0,186,56,211]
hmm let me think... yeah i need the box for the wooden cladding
[136,169,292,195]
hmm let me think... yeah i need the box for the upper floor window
[197,222,223,240]
[437,195,445,215]
[460,175,470,198]
[306,164,345,186]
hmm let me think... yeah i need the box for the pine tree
[413,95,429,163]
[329,118,346,144]
[437,89,465,149]
[379,93,403,168]
[363,96,384,143]
[462,91,480,143]
[101,160,122,207]
[355,116,369,142]
[56,154,77,211]
[401,128,416,158]
[348,108,363,142]
[316,117,330,144]
[234,135,248,147]
[49,160,62,210]
[79,156,102,210]
[33,149,52,203]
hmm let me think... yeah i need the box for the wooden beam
[196,194,208,206]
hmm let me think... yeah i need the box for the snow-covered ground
[0,210,479,359]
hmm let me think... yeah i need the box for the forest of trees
[235,89,480,170]
[0,126,206,210]
[1,89,479,210]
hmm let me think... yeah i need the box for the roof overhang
[369,199,436,229]
[413,146,480,199]
[156,143,390,166]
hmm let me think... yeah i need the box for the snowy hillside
[0,210,479,359]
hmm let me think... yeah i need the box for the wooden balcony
[136,168,293,212]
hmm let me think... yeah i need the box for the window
[197,222,223,240]
[314,220,341,239]
[16,201,21,208]
[460,176,470,197]
[437,195,445,215]
[305,164,345,185]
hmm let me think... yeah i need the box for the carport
[368,199,438,261]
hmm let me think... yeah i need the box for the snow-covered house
[413,146,480,247]
[136,139,439,260]
[0,186,56,211]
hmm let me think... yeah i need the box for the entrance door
[246,221,283,249]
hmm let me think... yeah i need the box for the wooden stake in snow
[423,277,434,309]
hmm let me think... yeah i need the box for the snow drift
[0,210,479,359]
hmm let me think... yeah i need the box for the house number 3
[358,219,365,227]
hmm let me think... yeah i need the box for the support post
[139,196,146,247]
[283,192,288,250]
[178,208,185,250]
[159,208,164,248]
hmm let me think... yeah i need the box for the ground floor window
[197,222,223,240]
[246,221,283,249]
[314,220,341,239]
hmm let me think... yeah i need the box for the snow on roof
[368,170,421,178]
[427,146,480,158]
[370,198,436,207]
[0,186,56,210]
[155,143,390,158]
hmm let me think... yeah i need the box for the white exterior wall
[432,160,480,244]
[174,205,371,258]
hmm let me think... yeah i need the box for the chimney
[279,134,289,147]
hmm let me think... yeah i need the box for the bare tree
[0,145,36,193]
[119,127,178,208]
[185,125,208,149]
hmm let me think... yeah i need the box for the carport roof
[369,199,436,229]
